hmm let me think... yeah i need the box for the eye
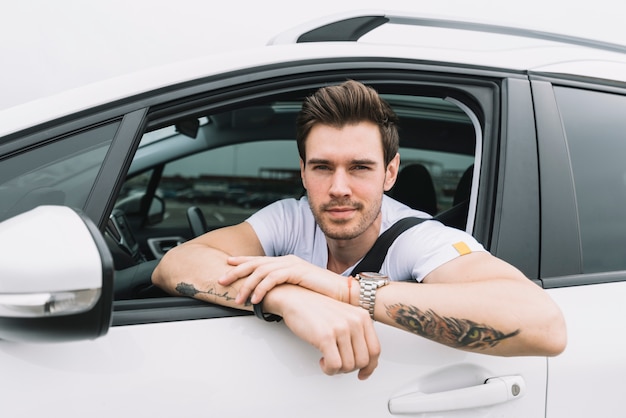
[311,164,330,171]
[459,326,484,345]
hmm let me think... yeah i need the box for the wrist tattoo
[175,282,250,306]
[386,303,520,350]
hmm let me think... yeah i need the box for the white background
[1,0,623,110]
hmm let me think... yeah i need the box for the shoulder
[246,196,315,240]
[246,196,320,258]
[381,195,431,230]
[248,197,310,221]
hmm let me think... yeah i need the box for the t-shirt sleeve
[384,220,487,282]
[245,199,299,256]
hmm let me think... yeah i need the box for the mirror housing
[0,206,113,342]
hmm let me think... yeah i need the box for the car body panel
[0,316,547,417]
[546,282,626,417]
[2,23,626,137]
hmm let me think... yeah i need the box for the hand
[218,255,349,305]
[269,284,380,380]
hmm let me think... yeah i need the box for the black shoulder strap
[349,217,427,276]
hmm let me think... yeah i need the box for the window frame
[108,64,509,326]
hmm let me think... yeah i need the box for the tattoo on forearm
[175,282,250,306]
[175,282,202,297]
[386,303,520,350]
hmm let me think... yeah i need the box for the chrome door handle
[388,375,525,414]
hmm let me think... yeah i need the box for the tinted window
[0,122,119,222]
[554,87,626,273]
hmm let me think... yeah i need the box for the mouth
[324,205,359,220]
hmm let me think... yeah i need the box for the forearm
[152,242,252,311]
[362,278,566,357]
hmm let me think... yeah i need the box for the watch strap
[253,301,283,322]
[356,273,389,319]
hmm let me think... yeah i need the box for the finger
[350,331,371,376]
[218,257,262,286]
[357,321,381,380]
[217,268,246,286]
[338,323,363,375]
[236,271,269,305]
[235,261,290,304]
[226,255,258,266]
[249,269,293,304]
[318,339,344,376]
[236,260,297,304]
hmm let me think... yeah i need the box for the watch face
[358,272,388,279]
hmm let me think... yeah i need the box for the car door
[531,77,626,417]
[0,63,549,417]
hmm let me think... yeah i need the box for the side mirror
[0,206,113,342]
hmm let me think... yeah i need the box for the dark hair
[296,80,399,165]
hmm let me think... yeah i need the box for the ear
[300,158,307,190]
[383,153,400,192]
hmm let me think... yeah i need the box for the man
[152,80,566,380]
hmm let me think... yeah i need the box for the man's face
[301,121,399,241]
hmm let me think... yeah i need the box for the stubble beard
[309,195,383,240]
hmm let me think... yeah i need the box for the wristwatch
[355,272,390,319]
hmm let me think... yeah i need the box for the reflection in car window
[554,86,626,273]
[0,122,119,222]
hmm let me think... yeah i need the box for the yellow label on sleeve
[453,241,471,255]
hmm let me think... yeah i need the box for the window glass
[397,148,474,214]
[159,140,303,231]
[554,86,626,273]
[0,122,119,222]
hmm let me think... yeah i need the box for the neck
[326,215,382,274]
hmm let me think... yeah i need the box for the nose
[329,169,351,198]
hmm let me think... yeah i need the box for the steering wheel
[105,208,146,269]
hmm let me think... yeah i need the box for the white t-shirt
[246,195,486,282]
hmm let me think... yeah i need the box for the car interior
[107,87,479,300]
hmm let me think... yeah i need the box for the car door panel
[0,315,546,417]
[531,78,626,417]
[546,282,626,417]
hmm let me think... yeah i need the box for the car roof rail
[269,9,626,55]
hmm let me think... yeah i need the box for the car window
[0,122,119,222]
[136,139,474,236]
[110,90,479,301]
[554,86,626,274]
[158,139,304,231]
[126,95,475,230]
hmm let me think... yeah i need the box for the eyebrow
[306,158,378,166]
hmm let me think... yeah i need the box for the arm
[152,222,381,380]
[223,251,567,357]
[365,252,567,357]
[151,222,265,310]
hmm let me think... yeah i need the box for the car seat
[391,163,438,215]
[435,165,473,230]
[187,206,208,237]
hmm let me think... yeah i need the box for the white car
[1,11,625,417]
